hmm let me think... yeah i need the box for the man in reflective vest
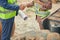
[0,0,25,40]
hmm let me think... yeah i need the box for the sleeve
[0,0,19,11]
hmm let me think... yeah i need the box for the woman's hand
[40,4,47,11]
[47,1,52,9]
[42,2,52,10]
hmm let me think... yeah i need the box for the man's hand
[19,4,26,10]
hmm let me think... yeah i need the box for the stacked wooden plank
[11,30,60,40]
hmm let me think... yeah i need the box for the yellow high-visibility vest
[0,0,17,19]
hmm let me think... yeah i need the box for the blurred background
[12,0,60,40]
[0,0,60,40]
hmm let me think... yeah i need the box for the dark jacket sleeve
[0,0,19,11]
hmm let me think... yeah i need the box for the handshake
[19,1,34,10]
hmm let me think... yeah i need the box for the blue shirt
[0,0,19,15]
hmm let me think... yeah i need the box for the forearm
[0,0,19,11]
[48,0,52,4]
[48,0,52,9]
[37,0,52,5]
[2,4,19,11]
[48,0,52,2]
[36,0,45,5]
[26,1,34,8]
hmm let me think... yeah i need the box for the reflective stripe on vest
[0,7,15,14]
[8,0,16,4]
[0,0,16,19]
[0,11,16,19]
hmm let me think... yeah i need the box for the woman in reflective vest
[0,0,25,40]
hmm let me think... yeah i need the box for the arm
[26,1,34,8]
[35,0,45,6]
[48,0,52,2]
[0,0,19,11]
[46,0,52,9]
[39,0,52,10]
[26,0,45,8]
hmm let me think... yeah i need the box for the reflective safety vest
[0,0,17,19]
[25,1,50,19]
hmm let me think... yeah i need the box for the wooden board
[48,9,60,21]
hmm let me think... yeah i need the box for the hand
[42,3,52,10]
[48,2,52,9]
[26,1,34,7]
[19,4,26,10]
[41,4,47,11]
[40,7,47,11]
[46,4,52,9]
[42,3,46,8]
[45,2,52,9]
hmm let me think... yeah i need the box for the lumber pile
[11,30,60,40]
